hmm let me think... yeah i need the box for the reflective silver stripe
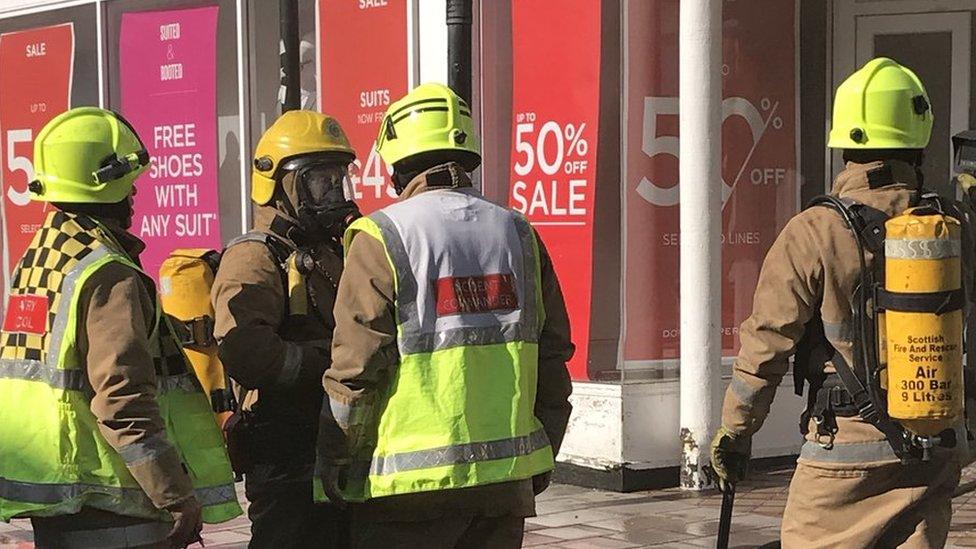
[0,476,152,506]
[370,210,423,339]
[370,428,550,476]
[157,373,199,393]
[0,475,236,510]
[276,342,304,386]
[799,440,899,464]
[0,359,88,391]
[399,322,537,355]
[195,483,239,507]
[512,214,540,332]
[728,376,763,406]
[822,318,854,343]
[885,238,960,260]
[47,246,114,368]
[40,521,171,549]
[117,433,177,466]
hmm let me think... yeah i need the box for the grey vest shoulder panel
[368,189,541,355]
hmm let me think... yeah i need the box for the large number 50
[635,96,766,208]
[6,129,34,207]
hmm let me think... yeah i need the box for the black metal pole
[446,0,472,105]
[280,0,301,112]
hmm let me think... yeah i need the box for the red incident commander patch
[436,274,519,316]
[2,295,49,335]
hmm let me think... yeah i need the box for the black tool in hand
[717,481,735,549]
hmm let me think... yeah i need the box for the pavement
[2,463,976,548]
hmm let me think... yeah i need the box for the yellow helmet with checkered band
[251,110,356,206]
[31,107,149,204]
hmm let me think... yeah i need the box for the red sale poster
[623,0,797,365]
[1,223,5,310]
[0,23,73,279]
[509,1,601,380]
[120,7,221,280]
[319,0,408,215]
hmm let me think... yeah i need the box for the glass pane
[0,5,98,315]
[622,0,799,381]
[106,0,243,258]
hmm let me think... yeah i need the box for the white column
[236,0,251,235]
[417,0,448,85]
[679,0,723,491]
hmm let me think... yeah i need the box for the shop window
[247,0,319,146]
[0,4,99,311]
[621,0,800,380]
[105,0,243,279]
[480,0,620,382]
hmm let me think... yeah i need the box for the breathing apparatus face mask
[284,159,361,242]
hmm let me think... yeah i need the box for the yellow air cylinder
[884,210,964,436]
[160,249,232,428]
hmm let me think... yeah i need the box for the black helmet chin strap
[53,199,135,230]
[909,155,926,207]
[270,211,308,246]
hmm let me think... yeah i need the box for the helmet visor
[295,161,351,210]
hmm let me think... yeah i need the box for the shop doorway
[832,2,974,197]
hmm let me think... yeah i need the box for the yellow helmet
[375,83,480,170]
[252,110,355,205]
[31,107,149,204]
[828,57,933,149]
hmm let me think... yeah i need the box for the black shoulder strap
[201,249,222,275]
[226,231,268,248]
[224,231,293,316]
[793,312,831,397]
[805,195,921,461]
[226,231,293,270]
[917,190,951,215]
[830,350,914,461]
[806,195,890,254]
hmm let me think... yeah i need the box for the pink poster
[120,7,220,279]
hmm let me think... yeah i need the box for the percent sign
[635,95,782,208]
[536,121,589,176]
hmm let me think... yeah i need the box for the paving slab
[2,463,976,548]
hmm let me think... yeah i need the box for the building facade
[1,0,974,491]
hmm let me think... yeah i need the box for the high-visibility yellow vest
[0,211,241,524]
[327,188,554,501]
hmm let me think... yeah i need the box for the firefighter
[315,83,575,549]
[711,58,966,547]
[0,107,240,548]
[211,110,359,547]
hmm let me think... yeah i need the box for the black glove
[532,471,552,495]
[710,426,752,492]
[316,395,349,508]
[316,460,347,510]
